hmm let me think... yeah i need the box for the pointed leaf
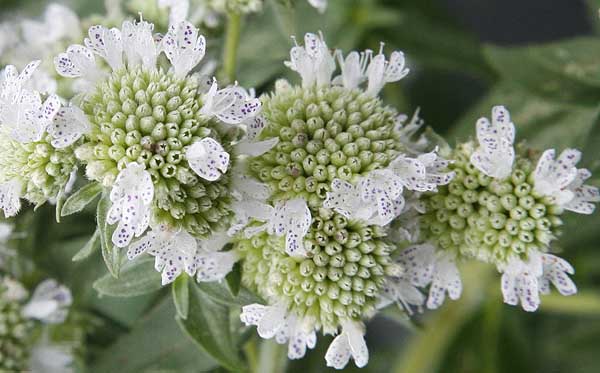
[225,262,241,297]
[176,283,245,371]
[72,229,100,262]
[93,256,162,297]
[61,182,103,216]
[90,298,217,372]
[172,274,190,320]
[98,192,121,278]
[196,281,263,307]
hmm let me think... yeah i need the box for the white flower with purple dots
[107,163,154,248]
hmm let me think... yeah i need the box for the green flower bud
[79,66,233,236]
[421,142,564,265]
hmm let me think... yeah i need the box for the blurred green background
[1,0,600,372]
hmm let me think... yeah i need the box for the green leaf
[172,274,190,320]
[61,182,103,217]
[225,262,242,297]
[196,281,263,307]
[97,192,121,278]
[483,37,600,105]
[176,283,245,372]
[89,298,217,373]
[93,256,162,297]
[72,229,100,262]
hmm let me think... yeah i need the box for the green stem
[392,263,492,373]
[540,291,600,315]
[255,339,287,373]
[222,12,242,84]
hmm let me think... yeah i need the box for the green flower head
[54,18,261,241]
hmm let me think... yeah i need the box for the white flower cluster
[2,277,74,373]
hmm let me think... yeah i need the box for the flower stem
[255,340,287,373]
[392,263,492,373]
[222,12,242,84]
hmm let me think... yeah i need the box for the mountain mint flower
[420,105,597,312]
[56,18,261,239]
[108,163,154,247]
[234,31,453,369]
[0,61,78,215]
[22,280,72,324]
[0,277,73,372]
[128,223,237,284]
[324,320,368,369]
[241,303,318,359]
[470,105,515,180]
[0,279,34,371]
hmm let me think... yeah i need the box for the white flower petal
[54,45,102,81]
[234,137,279,156]
[541,254,577,296]
[325,332,352,369]
[194,250,237,282]
[48,105,90,148]
[240,303,267,326]
[186,137,230,181]
[469,107,516,180]
[22,279,72,323]
[162,21,206,77]
[84,25,123,71]
[257,304,287,339]
[109,163,154,247]
[121,19,158,69]
[426,253,462,309]
[200,80,261,125]
[0,179,22,217]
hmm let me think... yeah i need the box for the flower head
[421,105,597,311]
[56,18,261,237]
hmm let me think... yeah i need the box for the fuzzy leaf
[72,229,100,262]
[225,262,242,297]
[172,274,190,320]
[176,283,245,372]
[90,298,217,372]
[196,281,263,307]
[93,256,162,297]
[61,182,103,217]
[483,38,600,105]
[97,192,121,278]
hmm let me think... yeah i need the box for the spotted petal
[54,44,102,81]
[186,137,230,181]
[200,80,261,125]
[48,105,90,148]
[325,332,352,369]
[194,250,237,282]
[162,21,206,77]
[84,25,123,70]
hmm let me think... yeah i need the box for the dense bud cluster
[237,207,396,333]
[249,84,400,205]
[0,133,77,206]
[77,66,233,236]
[422,143,563,265]
[0,290,32,371]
